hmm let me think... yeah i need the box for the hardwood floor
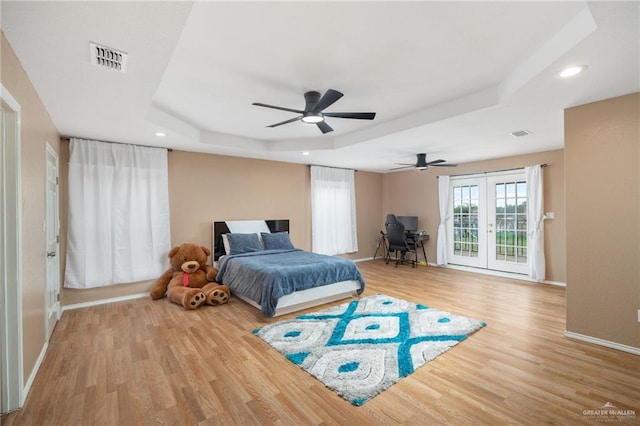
[3,260,639,425]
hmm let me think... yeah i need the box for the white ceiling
[2,1,638,172]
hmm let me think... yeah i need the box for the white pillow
[222,234,230,255]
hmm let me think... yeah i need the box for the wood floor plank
[3,260,639,425]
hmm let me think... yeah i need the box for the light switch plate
[545,212,555,219]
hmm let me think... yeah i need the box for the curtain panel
[310,166,358,255]
[436,175,450,265]
[65,139,171,288]
[525,164,546,282]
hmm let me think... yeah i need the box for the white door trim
[1,84,24,412]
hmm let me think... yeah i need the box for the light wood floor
[3,260,639,425]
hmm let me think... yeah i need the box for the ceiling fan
[252,89,376,134]
[391,153,458,171]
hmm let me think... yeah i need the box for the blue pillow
[261,232,295,250]
[226,233,263,255]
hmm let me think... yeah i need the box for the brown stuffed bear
[150,243,230,310]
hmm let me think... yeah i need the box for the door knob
[47,251,56,257]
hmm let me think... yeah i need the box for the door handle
[47,251,57,258]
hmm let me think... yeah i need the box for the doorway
[45,144,60,339]
[447,171,528,274]
[1,86,23,413]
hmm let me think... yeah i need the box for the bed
[212,220,365,317]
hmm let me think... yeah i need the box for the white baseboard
[22,340,48,406]
[352,257,374,263]
[564,331,640,355]
[543,279,566,287]
[62,292,149,311]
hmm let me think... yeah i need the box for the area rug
[253,294,486,406]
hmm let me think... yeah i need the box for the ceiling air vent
[90,42,127,73]
[509,129,532,138]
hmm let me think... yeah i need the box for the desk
[373,232,430,265]
[407,233,429,265]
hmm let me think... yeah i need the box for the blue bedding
[215,249,365,317]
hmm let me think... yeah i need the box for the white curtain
[525,165,545,282]
[436,175,450,265]
[310,166,358,255]
[65,139,171,288]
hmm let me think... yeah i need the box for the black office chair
[385,221,417,268]
[385,214,399,227]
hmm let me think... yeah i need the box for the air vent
[90,42,127,72]
[509,129,532,138]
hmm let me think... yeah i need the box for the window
[452,184,480,258]
[494,181,528,263]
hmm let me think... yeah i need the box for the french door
[448,172,528,274]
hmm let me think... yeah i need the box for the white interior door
[45,144,60,339]
[448,171,529,275]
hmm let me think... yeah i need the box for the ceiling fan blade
[426,159,446,165]
[316,121,333,134]
[393,162,415,166]
[252,102,304,114]
[313,89,343,112]
[267,116,302,128]
[390,165,415,170]
[430,163,458,167]
[324,112,376,120]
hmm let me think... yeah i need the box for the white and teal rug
[253,294,486,406]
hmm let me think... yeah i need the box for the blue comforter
[216,249,365,317]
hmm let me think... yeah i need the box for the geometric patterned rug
[253,294,486,406]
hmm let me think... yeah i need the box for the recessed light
[559,65,587,78]
[154,131,166,137]
[302,151,310,156]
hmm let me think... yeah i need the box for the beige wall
[1,31,61,388]
[61,150,383,305]
[382,149,566,283]
[565,93,640,348]
[167,151,383,261]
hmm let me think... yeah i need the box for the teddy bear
[150,242,230,310]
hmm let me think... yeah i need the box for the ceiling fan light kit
[252,89,376,134]
[301,112,324,123]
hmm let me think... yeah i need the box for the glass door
[487,174,528,274]
[448,172,528,274]
[448,177,487,268]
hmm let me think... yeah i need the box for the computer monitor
[396,216,418,232]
